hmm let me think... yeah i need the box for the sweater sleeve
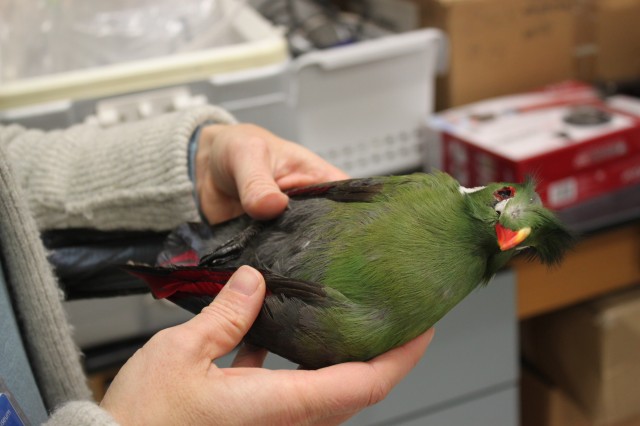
[45,401,120,426]
[0,105,236,231]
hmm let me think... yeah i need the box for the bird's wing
[122,263,331,314]
[283,173,442,203]
[198,222,263,267]
[284,177,386,202]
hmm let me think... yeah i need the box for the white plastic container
[0,0,289,130]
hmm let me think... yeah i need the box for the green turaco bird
[126,171,573,368]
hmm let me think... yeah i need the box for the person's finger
[274,151,350,191]
[289,329,435,417]
[231,343,269,368]
[230,136,289,220]
[363,328,435,393]
[275,170,349,192]
[181,266,266,360]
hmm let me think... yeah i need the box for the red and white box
[426,82,640,209]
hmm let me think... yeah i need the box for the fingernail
[228,266,260,296]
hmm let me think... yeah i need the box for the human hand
[195,123,348,224]
[100,266,434,426]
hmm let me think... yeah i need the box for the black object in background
[598,78,640,98]
[42,229,169,300]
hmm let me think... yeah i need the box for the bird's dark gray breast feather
[201,198,333,275]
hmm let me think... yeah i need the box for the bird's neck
[459,189,521,282]
[483,250,516,282]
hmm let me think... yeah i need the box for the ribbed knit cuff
[0,144,94,409]
[45,401,120,426]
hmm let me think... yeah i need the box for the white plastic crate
[0,0,289,131]
[291,28,447,177]
[203,28,448,177]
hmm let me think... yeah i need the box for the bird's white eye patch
[495,198,509,214]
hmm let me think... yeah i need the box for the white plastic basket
[290,28,447,177]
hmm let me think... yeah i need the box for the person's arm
[0,106,235,231]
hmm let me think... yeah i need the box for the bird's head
[465,178,574,266]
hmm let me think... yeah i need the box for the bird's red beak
[495,224,531,251]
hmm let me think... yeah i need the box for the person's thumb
[182,265,266,360]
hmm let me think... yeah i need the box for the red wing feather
[123,264,236,299]
[159,249,199,267]
[124,265,330,305]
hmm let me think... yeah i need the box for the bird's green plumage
[274,172,573,363]
[287,173,506,359]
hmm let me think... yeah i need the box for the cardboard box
[521,368,640,426]
[521,368,592,426]
[521,286,640,425]
[426,82,640,208]
[411,0,640,109]
[415,0,581,109]
[595,0,640,82]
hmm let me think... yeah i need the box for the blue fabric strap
[187,121,215,223]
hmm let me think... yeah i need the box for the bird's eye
[494,186,516,201]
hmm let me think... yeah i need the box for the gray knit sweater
[0,105,235,425]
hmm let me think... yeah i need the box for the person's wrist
[195,124,227,223]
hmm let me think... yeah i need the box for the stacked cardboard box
[521,286,640,425]
[410,0,640,109]
[521,368,640,426]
